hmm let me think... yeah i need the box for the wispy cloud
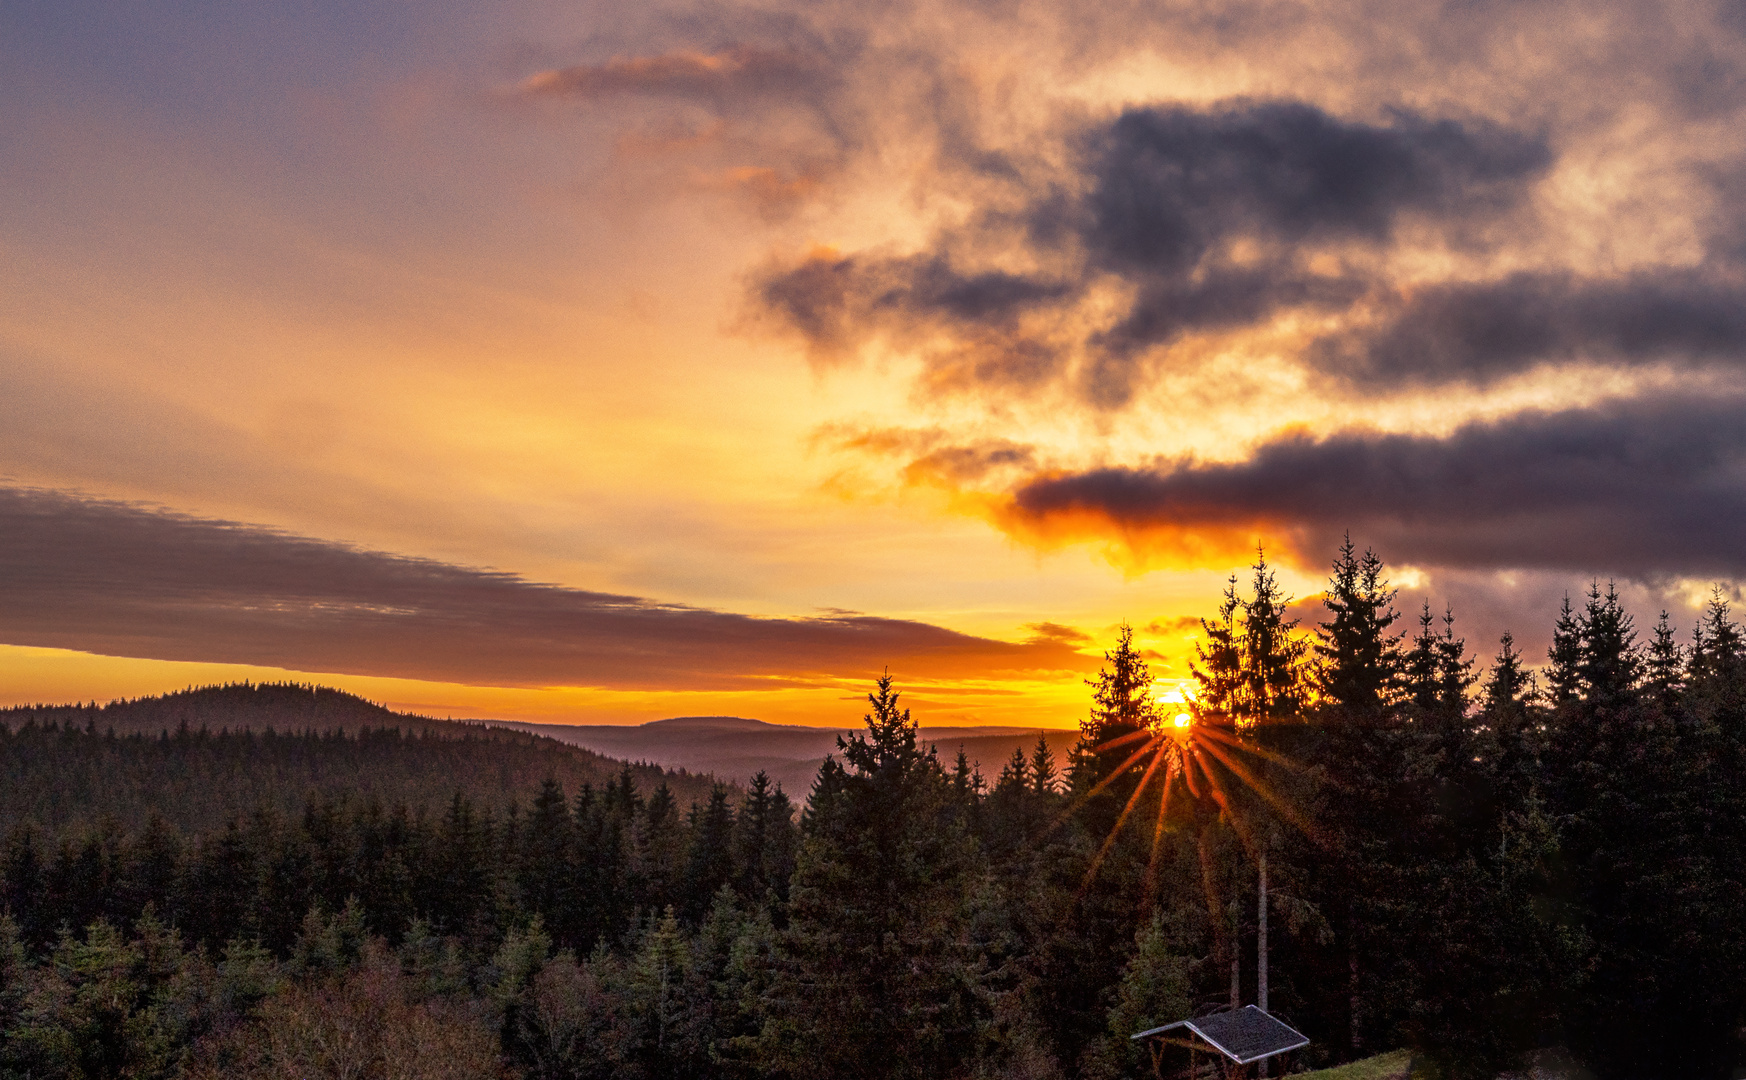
[0,488,1095,691]
[519,46,833,102]
[504,33,875,215]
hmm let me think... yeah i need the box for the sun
[1062,686,1312,901]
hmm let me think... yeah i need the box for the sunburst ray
[1079,739,1172,894]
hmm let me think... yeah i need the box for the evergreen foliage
[2,556,1745,1079]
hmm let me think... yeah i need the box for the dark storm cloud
[1000,394,1746,577]
[1313,268,1746,386]
[754,100,1552,406]
[0,488,1091,690]
[1071,103,1549,274]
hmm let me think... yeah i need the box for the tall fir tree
[1315,538,1401,718]
[1545,595,1584,707]
[1304,539,1406,1056]
[1074,623,1159,837]
[1192,578,1244,722]
[1401,603,1443,713]
[1434,607,1476,720]
[1643,611,1684,712]
[681,786,736,923]
[1235,552,1312,729]
[758,674,982,1080]
[1029,733,1059,796]
[1476,633,1539,804]
[1688,589,1746,722]
[1576,582,1639,710]
[731,771,795,909]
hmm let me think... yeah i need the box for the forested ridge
[0,684,720,835]
[2,683,433,737]
[3,543,1746,1079]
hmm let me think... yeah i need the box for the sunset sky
[3,0,1743,726]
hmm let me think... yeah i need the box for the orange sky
[2,0,1742,726]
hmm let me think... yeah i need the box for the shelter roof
[1131,1006,1309,1064]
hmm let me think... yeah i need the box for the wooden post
[1349,931,1364,1053]
[1258,851,1269,1078]
[1231,944,1241,1010]
[1230,885,1241,1011]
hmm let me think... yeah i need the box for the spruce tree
[1687,589,1746,722]
[1576,582,1639,710]
[1029,732,1059,796]
[996,748,1029,795]
[1401,603,1442,713]
[432,793,490,938]
[1545,595,1584,707]
[1236,552,1312,729]
[1477,633,1539,802]
[681,786,736,923]
[1192,579,1243,722]
[638,783,684,914]
[1643,611,1684,712]
[987,749,1034,855]
[579,780,633,947]
[1306,539,1405,1056]
[1550,584,1736,1079]
[951,748,976,802]
[520,779,578,945]
[1481,633,1532,717]
[1074,623,1159,837]
[1080,625,1157,748]
[732,772,791,907]
[1316,538,1401,716]
[1434,607,1476,720]
[1086,914,1192,1079]
[760,674,981,1079]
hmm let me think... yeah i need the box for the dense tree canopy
[3,551,1745,1079]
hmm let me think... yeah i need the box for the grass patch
[1292,1049,1413,1080]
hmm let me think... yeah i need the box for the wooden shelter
[1131,1005,1309,1079]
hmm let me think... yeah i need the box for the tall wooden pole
[1258,851,1269,1077]
[1230,901,1241,1010]
[1258,852,1269,1011]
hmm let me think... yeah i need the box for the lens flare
[1058,697,1311,902]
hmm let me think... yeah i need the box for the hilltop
[6,681,473,738]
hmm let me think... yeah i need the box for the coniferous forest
[4,543,1746,1079]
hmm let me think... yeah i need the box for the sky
[2,0,1743,727]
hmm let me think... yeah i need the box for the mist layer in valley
[486,715,1079,796]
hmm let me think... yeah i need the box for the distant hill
[486,715,1081,797]
[0,683,724,835]
[7,682,465,738]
